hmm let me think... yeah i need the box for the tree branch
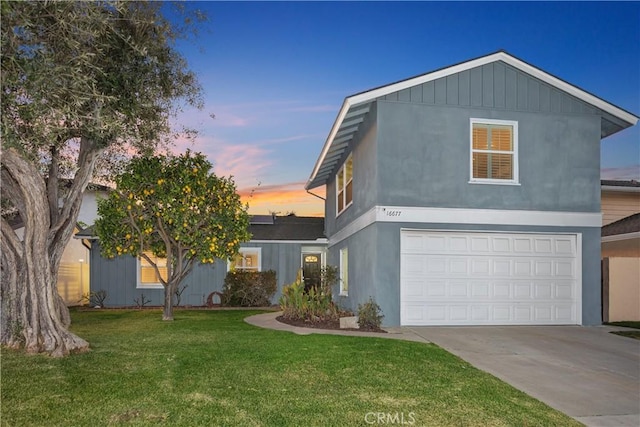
[0,217,23,266]
[48,136,104,263]
[47,144,60,226]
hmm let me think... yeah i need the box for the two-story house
[306,51,638,326]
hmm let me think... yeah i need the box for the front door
[302,253,322,292]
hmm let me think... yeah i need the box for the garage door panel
[555,305,575,321]
[426,281,446,297]
[514,261,532,276]
[401,231,579,326]
[493,283,511,298]
[535,238,553,254]
[555,282,573,299]
[555,237,576,255]
[556,261,574,277]
[404,279,428,298]
[513,283,532,298]
[514,305,533,322]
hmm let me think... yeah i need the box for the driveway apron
[406,326,640,427]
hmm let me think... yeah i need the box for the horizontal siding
[378,61,599,116]
[602,192,640,225]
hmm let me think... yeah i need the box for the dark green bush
[357,297,384,330]
[222,270,277,307]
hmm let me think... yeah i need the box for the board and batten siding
[601,191,640,225]
[378,61,600,117]
[88,241,322,307]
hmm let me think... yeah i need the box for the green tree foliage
[1,1,203,356]
[95,151,251,320]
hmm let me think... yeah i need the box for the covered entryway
[302,253,322,291]
[400,230,580,325]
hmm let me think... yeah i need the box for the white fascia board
[306,98,352,190]
[499,53,638,126]
[602,232,640,243]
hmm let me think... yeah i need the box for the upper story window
[138,252,167,289]
[336,154,353,215]
[228,247,261,272]
[470,119,519,185]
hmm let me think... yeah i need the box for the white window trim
[136,256,165,289]
[336,154,353,216]
[339,247,348,296]
[469,118,519,185]
[227,247,262,272]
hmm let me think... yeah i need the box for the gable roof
[306,50,639,190]
[248,215,325,241]
[74,215,326,242]
[601,179,640,193]
[602,213,640,237]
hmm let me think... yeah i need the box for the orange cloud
[239,182,325,217]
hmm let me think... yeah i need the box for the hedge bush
[357,297,384,330]
[222,270,277,307]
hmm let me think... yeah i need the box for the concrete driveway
[406,325,639,427]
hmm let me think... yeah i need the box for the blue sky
[170,1,640,215]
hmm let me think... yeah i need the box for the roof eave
[305,98,352,190]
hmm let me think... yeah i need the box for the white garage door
[400,230,580,326]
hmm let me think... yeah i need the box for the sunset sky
[169,1,639,217]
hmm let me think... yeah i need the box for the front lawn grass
[2,310,579,426]
[607,321,640,339]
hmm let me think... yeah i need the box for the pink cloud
[601,165,640,180]
[167,134,273,189]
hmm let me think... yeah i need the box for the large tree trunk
[162,282,176,321]
[1,145,100,356]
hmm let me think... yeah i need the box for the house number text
[385,209,402,217]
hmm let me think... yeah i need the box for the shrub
[134,293,151,308]
[357,297,384,330]
[222,270,277,307]
[279,267,339,323]
[173,284,188,307]
[79,290,108,307]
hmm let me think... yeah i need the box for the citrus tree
[1,1,203,356]
[95,151,251,320]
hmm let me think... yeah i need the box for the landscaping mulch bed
[276,315,386,333]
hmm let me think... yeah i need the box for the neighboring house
[601,180,640,322]
[601,180,640,226]
[76,215,326,307]
[305,50,639,327]
[10,183,109,306]
[58,185,109,305]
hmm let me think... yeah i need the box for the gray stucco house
[77,215,326,307]
[305,51,638,327]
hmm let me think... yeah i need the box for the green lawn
[607,321,640,340]
[2,310,579,426]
